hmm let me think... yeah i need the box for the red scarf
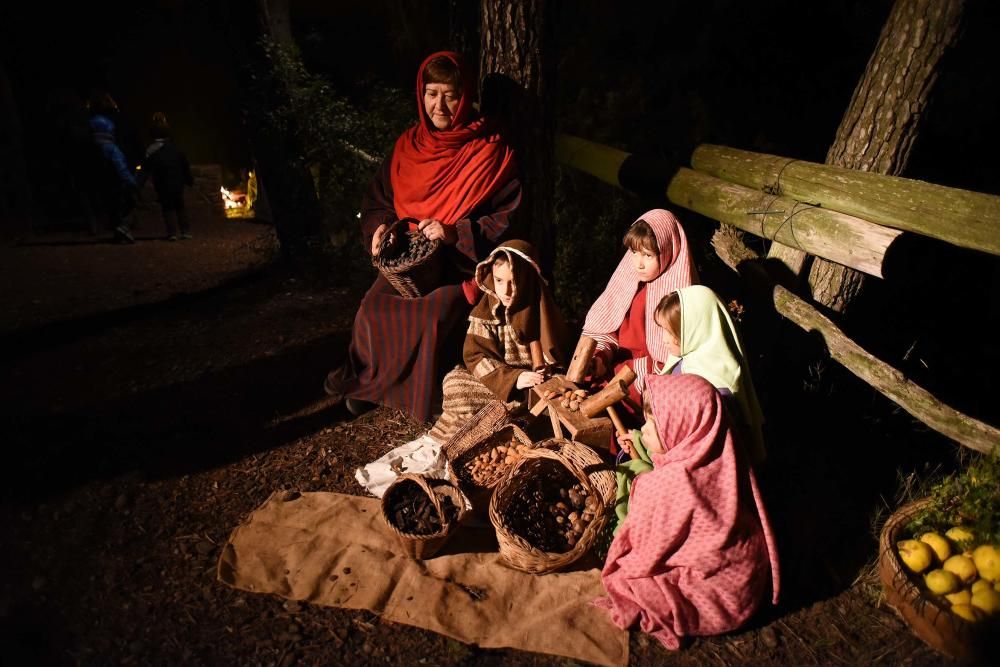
[389,51,517,226]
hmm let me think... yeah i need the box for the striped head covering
[583,209,698,366]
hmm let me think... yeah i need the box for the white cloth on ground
[354,433,451,498]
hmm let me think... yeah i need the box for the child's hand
[589,355,607,379]
[616,432,634,457]
[516,371,545,389]
[371,223,388,256]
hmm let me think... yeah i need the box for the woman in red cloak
[325,52,520,422]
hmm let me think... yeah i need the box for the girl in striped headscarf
[582,209,698,436]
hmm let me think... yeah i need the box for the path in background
[0,174,277,334]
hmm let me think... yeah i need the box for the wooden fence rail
[692,144,1000,257]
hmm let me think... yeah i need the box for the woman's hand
[516,371,545,389]
[418,218,458,245]
[616,432,634,457]
[371,223,388,257]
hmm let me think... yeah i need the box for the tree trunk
[479,0,557,275]
[0,61,32,238]
[772,0,965,312]
[449,0,480,65]
[221,0,327,261]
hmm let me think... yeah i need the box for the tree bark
[221,0,327,261]
[770,0,966,312]
[691,144,1000,257]
[479,0,558,275]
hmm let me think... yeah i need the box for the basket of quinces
[879,456,1000,662]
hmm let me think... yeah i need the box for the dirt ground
[0,198,960,665]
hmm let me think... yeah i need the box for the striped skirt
[428,366,523,443]
[343,274,470,423]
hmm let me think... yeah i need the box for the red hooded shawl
[389,51,517,227]
[594,373,780,649]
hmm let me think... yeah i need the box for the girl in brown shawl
[429,240,570,442]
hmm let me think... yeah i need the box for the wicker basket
[535,437,616,507]
[372,219,443,299]
[381,473,467,559]
[878,497,996,663]
[442,400,510,463]
[450,424,536,492]
[489,440,614,574]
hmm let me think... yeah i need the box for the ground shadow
[1,328,353,503]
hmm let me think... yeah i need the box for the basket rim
[371,219,442,273]
[442,400,510,464]
[381,474,466,542]
[488,446,609,573]
[452,423,536,490]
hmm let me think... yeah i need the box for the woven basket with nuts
[450,424,535,492]
[489,440,615,574]
[371,218,443,299]
[380,474,468,559]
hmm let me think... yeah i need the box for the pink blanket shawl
[593,373,780,649]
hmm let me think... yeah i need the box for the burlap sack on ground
[218,491,627,667]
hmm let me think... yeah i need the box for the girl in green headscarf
[652,285,766,464]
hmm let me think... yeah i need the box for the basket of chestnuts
[371,218,443,298]
[381,473,468,559]
[489,439,615,574]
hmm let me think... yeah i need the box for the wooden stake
[606,405,627,437]
[547,404,564,439]
[566,335,597,383]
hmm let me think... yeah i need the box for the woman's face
[423,83,461,130]
[640,415,664,454]
[655,313,681,357]
[492,260,515,307]
[630,245,661,283]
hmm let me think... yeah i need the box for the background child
[137,112,194,241]
[429,240,569,442]
[595,373,780,650]
[582,208,697,443]
[653,284,766,463]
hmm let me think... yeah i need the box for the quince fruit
[898,540,934,574]
[919,532,951,562]
[925,569,961,595]
[971,579,993,595]
[951,603,984,622]
[943,554,978,585]
[946,526,975,547]
[972,544,1000,582]
[944,588,972,606]
[971,587,1000,615]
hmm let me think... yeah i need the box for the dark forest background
[1,0,997,433]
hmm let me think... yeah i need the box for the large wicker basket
[878,497,996,663]
[381,473,467,559]
[450,424,536,492]
[372,219,443,298]
[489,440,615,574]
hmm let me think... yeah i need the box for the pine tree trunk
[222,0,327,262]
[479,0,557,274]
[775,0,965,312]
[449,0,480,65]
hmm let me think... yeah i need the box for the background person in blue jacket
[87,92,137,243]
